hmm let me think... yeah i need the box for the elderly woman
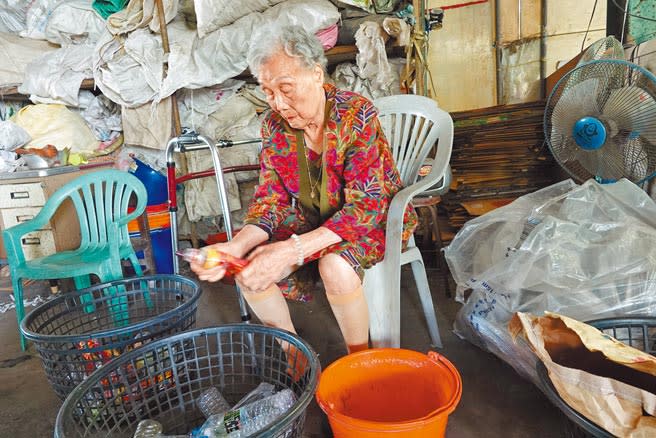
[191,25,417,354]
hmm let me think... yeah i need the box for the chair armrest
[424,164,451,197]
[114,211,142,227]
[3,203,63,266]
[115,193,147,227]
[383,161,451,266]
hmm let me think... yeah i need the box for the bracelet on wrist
[290,233,304,267]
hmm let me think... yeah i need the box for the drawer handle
[10,191,30,199]
[22,237,41,245]
[16,214,34,223]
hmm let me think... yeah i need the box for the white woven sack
[194,0,286,38]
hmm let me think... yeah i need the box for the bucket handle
[427,351,463,412]
[427,351,447,364]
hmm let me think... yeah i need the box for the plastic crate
[21,275,201,400]
[55,324,320,438]
[538,317,656,437]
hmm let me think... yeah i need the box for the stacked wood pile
[439,100,561,241]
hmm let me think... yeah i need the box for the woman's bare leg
[320,253,370,353]
[239,282,295,333]
[239,282,306,379]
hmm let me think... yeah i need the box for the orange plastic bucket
[316,349,462,437]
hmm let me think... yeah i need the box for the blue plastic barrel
[130,157,168,205]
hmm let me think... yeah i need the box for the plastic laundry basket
[21,275,201,400]
[55,324,320,438]
[538,317,656,437]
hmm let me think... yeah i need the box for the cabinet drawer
[0,183,46,208]
[1,207,50,230]
[19,230,56,261]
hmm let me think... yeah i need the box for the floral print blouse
[244,83,418,261]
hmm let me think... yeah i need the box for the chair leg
[11,276,27,351]
[410,258,443,348]
[129,254,154,309]
[363,263,401,348]
[427,204,452,298]
[128,253,143,276]
[74,275,91,289]
[98,269,130,328]
[74,275,95,313]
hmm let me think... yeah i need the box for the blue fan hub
[573,117,606,150]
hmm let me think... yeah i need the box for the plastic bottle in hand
[197,389,296,437]
[176,248,249,276]
[197,386,231,419]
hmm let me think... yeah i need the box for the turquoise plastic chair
[3,169,148,350]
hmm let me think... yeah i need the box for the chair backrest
[44,169,147,250]
[374,94,453,187]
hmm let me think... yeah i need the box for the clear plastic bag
[445,179,656,382]
[0,120,31,151]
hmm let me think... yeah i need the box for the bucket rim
[315,348,462,428]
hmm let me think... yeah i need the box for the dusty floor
[0,254,571,437]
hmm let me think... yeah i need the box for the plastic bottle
[133,419,163,438]
[133,419,191,438]
[176,248,249,275]
[232,382,276,410]
[197,386,231,418]
[197,389,296,437]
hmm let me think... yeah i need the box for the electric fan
[544,59,656,184]
[577,36,625,66]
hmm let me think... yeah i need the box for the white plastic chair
[364,94,453,348]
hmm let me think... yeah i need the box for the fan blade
[596,137,629,181]
[550,136,595,182]
[604,133,653,182]
[574,147,602,180]
[552,133,580,164]
[621,136,649,182]
[551,78,601,140]
[602,86,656,145]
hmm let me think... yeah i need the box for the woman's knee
[236,280,269,297]
[319,254,361,295]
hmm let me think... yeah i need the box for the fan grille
[545,60,656,184]
[578,36,625,65]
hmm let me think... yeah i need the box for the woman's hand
[191,225,269,283]
[237,240,297,292]
[190,241,244,282]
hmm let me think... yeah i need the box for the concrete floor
[0,256,570,437]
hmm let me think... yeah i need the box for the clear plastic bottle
[133,419,163,438]
[133,419,190,438]
[232,382,276,410]
[197,389,296,437]
[197,386,231,418]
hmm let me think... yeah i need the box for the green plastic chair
[3,169,148,350]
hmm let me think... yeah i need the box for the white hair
[247,25,327,79]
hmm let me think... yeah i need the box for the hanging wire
[581,0,599,52]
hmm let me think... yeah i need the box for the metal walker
[165,132,261,323]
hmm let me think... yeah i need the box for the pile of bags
[445,179,656,381]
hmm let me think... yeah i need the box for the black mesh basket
[538,317,656,437]
[55,324,320,438]
[21,275,201,400]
